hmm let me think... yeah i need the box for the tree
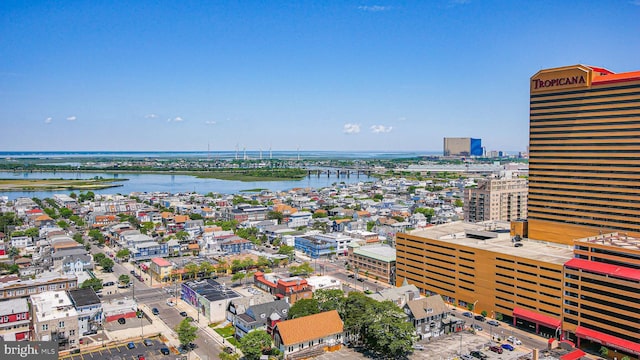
[99,258,115,272]
[175,231,189,242]
[199,261,214,279]
[81,278,103,292]
[277,245,295,257]
[88,229,104,242]
[73,233,83,244]
[315,289,346,313]
[289,262,314,276]
[231,272,246,284]
[288,298,320,319]
[267,211,283,224]
[59,207,73,219]
[116,249,130,261]
[140,221,155,235]
[219,352,240,360]
[454,199,464,208]
[366,221,376,232]
[184,262,200,279]
[57,220,69,229]
[599,346,609,357]
[118,274,130,285]
[175,318,198,348]
[495,312,503,321]
[93,253,106,263]
[481,310,488,317]
[414,207,435,223]
[24,227,39,238]
[364,300,415,358]
[239,330,273,360]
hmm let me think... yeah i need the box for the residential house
[404,294,463,340]
[273,310,344,360]
[226,293,276,324]
[367,284,421,309]
[31,291,80,350]
[68,287,103,336]
[0,272,78,301]
[10,236,33,249]
[0,298,30,341]
[220,237,254,255]
[234,299,290,339]
[287,211,312,229]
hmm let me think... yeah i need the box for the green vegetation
[80,278,103,292]
[176,318,198,348]
[239,330,273,360]
[0,178,126,191]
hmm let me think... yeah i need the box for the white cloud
[371,125,393,133]
[44,117,52,124]
[205,120,216,125]
[145,113,159,119]
[66,116,77,121]
[343,123,361,134]
[173,116,184,122]
[358,5,392,12]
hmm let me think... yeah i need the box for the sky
[1,1,639,153]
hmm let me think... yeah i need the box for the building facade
[348,244,396,284]
[464,176,528,222]
[30,291,80,351]
[0,298,30,341]
[443,137,482,157]
[528,65,640,244]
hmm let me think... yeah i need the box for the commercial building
[396,222,572,339]
[528,64,640,244]
[443,137,482,157]
[348,243,396,284]
[464,175,528,222]
[396,65,640,358]
[181,279,242,322]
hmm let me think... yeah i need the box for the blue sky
[1,1,639,153]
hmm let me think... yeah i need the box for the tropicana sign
[531,66,592,93]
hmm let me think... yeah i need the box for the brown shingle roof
[276,310,343,345]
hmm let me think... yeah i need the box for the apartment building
[31,291,80,350]
[464,176,528,222]
[348,244,396,284]
[0,273,77,300]
[0,298,30,341]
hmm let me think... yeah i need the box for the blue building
[294,235,337,259]
[470,138,482,156]
[220,237,254,255]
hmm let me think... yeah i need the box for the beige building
[31,291,79,351]
[348,243,396,284]
[464,176,528,222]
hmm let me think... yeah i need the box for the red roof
[564,258,640,282]
[560,349,586,360]
[151,257,172,267]
[512,307,560,329]
[26,209,43,214]
[575,326,640,356]
[592,70,640,86]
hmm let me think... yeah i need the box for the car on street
[412,344,425,351]
[472,324,483,332]
[347,274,354,278]
[143,339,153,347]
[507,336,522,345]
[357,278,365,282]
[501,344,514,351]
[160,347,170,355]
[470,351,487,359]
[103,281,115,286]
[127,342,135,349]
[180,311,188,317]
[130,270,136,275]
[137,355,145,360]
[117,318,126,325]
[462,312,473,318]
[487,320,500,326]
[489,345,503,354]
[461,355,475,360]
[166,299,176,306]
[474,315,486,322]
[152,307,159,315]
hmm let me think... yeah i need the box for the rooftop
[68,287,101,307]
[408,221,573,265]
[276,310,343,345]
[353,244,396,263]
[0,297,29,316]
[184,279,242,302]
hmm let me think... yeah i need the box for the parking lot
[313,331,530,360]
[60,339,177,360]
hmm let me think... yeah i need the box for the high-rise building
[464,175,528,222]
[443,137,482,157]
[396,65,640,358]
[528,65,640,244]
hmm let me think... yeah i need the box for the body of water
[0,171,374,200]
[0,150,439,160]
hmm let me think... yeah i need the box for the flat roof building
[443,137,482,157]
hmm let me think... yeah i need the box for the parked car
[127,342,135,349]
[501,343,514,351]
[130,270,136,275]
[179,311,188,317]
[462,312,473,318]
[472,324,483,332]
[117,318,126,325]
[461,355,475,360]
[103,281,115,286]
[160,347,170,355]
[137,355,145,360]
[507,336,522,345]
[152,308,159,315]
[489,345,503,354]
[412,344,425,351]
[470,351,487,359]
[166,299,176,307]
[487,320,500,326]
[474,315,486,322]
[143,339,153,347]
